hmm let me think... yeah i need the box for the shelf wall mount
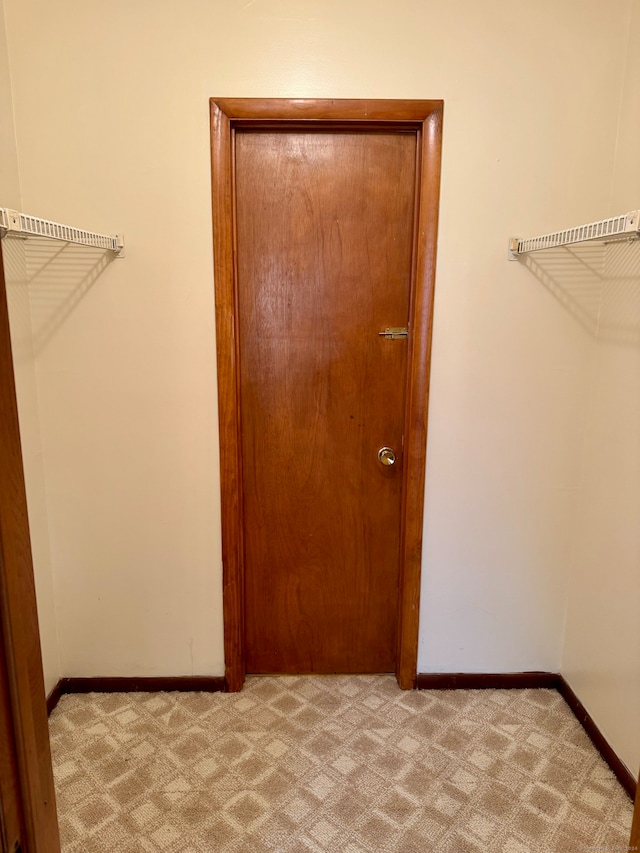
[508,209,640,260]
[0,208,124,255]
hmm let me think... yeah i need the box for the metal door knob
[378,447,396,466]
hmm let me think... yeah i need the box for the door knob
[378,446,396,466]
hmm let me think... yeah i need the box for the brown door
[631,771,640,848]
[211,98,443,691]
[0,242,61,852]
[236,130,416,673]
[0,631,24,853]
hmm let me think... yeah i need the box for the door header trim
[212,98,443,124]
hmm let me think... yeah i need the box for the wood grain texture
[396,104,443,690]
[211,102,246,693]
[214,98,443,123]
[0,241,61,851]
[210,98,443,691]
[236,130,414,674]
[0,608,25,852]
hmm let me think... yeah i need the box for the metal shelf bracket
[0,207,124,255]
[508,209,640,260]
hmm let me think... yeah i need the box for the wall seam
[559,0,634,679]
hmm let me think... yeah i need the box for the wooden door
[211,99,443,690]
[236,130,415,673]
[0,241,61,852]
[0,630,24,853]
[631,771,640,849]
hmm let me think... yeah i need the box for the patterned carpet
[49,676,633,852]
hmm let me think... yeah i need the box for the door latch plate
[378,327,408,340]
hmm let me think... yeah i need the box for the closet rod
[0,207,124,255]
[508,209,639,260]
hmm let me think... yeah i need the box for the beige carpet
[49,676,633,852]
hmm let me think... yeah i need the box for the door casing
[210,98,443,692]
[0,240,61,852]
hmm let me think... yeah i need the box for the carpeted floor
[49,676,633,852]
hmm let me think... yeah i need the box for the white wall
[562,0,640,776]
[0,0,61,695]
[0,0,18,207]
[0,0,635,713]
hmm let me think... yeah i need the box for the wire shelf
[0,207,123,254]
[509,209,639,260]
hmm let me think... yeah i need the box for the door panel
[236,130,417,673]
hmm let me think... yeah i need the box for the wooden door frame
[0,240,61,852]
[631,770,640,849]
[210,98,443,692]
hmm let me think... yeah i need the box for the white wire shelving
[0,207,124,255]
[508,209,640,260]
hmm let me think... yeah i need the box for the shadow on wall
[522,240,640,346]
[3,235,115,357]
